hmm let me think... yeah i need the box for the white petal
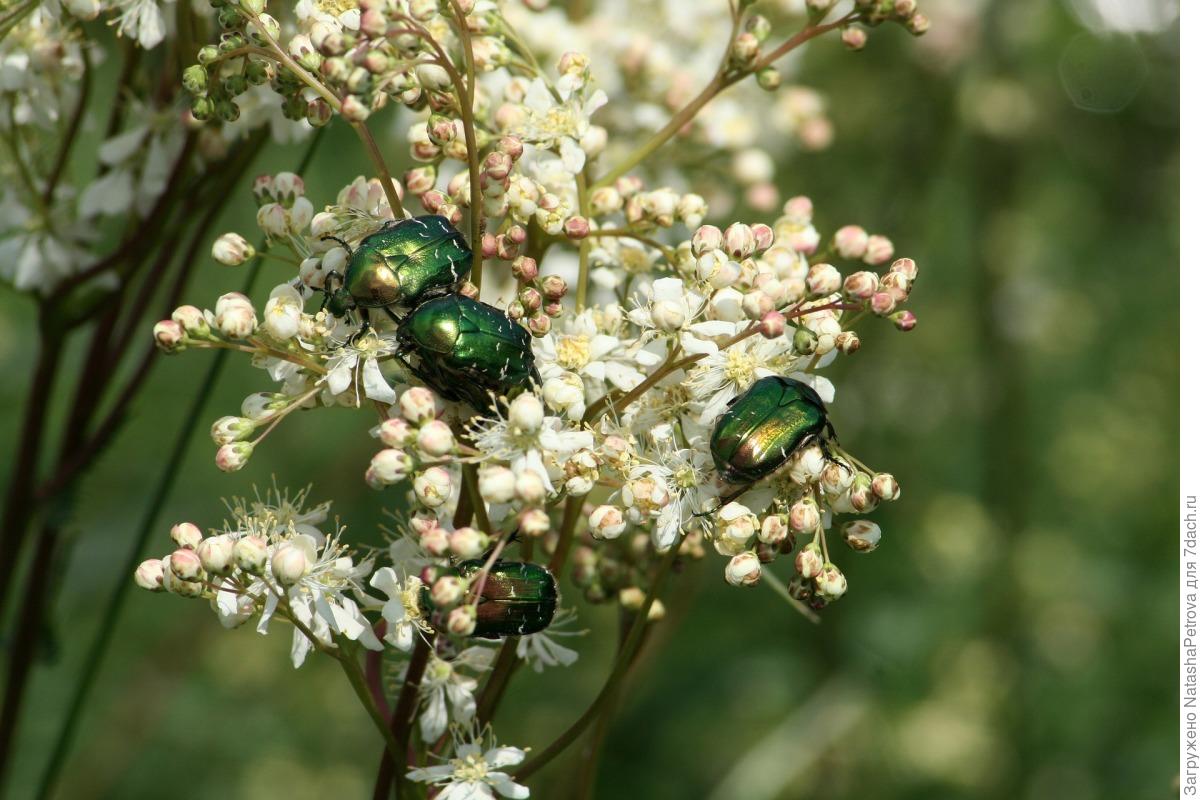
[490,776,530,799]
[326,363,353,396]
[486,747,526,768]
[370,567,400,597]
[679,332,717,356]
[794,373,835,404]
[362,358,398,404]
[604,362,642,391]
[419,689,448,741]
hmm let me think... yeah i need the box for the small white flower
[418,647,495,742]
[511,78,607,175]
[516,608,584,673]
[628,278,735,355]
[369,567,432,651]
[324,335,399,405]
[109,0,170,49]
[406,731,530,800]
[468,400,593,492]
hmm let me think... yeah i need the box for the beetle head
[327,287,354,317]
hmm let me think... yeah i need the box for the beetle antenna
[321,235,353,257]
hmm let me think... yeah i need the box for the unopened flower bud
[759,310,786,338]
[171,305,209,337]
[890,310,917,331]
[212,232,255,266]
[508,393,544,433]
[511,256,538,283]
[871,473,901,501]
[233,536,268,573]
[759,514,790,545]
[478,466,516,504]
[725,551,762,586]
[691,224,723,256]
[907,12,930,35]
[514,470,546,505]
[153,320,186,352]
[431,576,466,606]
[835,331,860,353]
[795,540,824,578]
[724,222,756,259]
[889,257,919,281]
[420,526,450,556]
[843,270,879,300]
[841,26,867,51]
[588,505,626,540]
[832,225,869,259]
[271,543,309,585]
[792,325,817,356]
[821,462,854,495]
[870,291,897,316]
[842,520,881,552]
[619,586,646,611]
[806,262,842,296]
[135,559,165,591]
[171,522,203,549]
[416,420,454,457]
[864,235,894,265]
[591,186,621,215]
[214,292,257,339]
[170,548,204,582]
[756,66,782,90]
[446,605,477,636]
[414,467,453,508]
[215,442,254,472]
[541,274,568,300]
[211,415,255,445]
[398,387,437,422]
[788,497,821,535]
[450,527,489,559]
[563,215,590,239]
[377,418,412,448]
[731,32,760,66]
[519,508,551,537]
[197,536,234,574]
[815,563,847,598]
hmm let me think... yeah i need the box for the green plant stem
[31,131,326,800]
[475,637,519,725]
[372,638,432,800]
[592,15,851,188]
[513,539,681,781]
[337,648,409,777]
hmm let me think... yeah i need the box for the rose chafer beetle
[322,214,471,329]
[710,375,836,484]
[395,293,540,415]
[426,559,558,639]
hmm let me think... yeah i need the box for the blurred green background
[0,0,1179,797]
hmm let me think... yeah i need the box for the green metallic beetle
[322,214,470,328]
[710,375,836,484]
[395,294,540,415]
[453,559,558,639]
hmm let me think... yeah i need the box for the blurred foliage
[0,0,1178,798]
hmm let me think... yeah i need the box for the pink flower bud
[614,175,643,197]
[459,281,480,300]
[563,215,590,239]
[420,526,450,556]
[890,310,917,331]
[759,310,786,338]
[134,559,165,591]
[543,302,562,319]
[507,301,525,320]
[843,270,880,300]
[724,222,757,259]
[750,223,775,252]
[841,26,867,51]
[863,234,894,265]
[448,527,487,559]
[588,505,626,540]
[197,536,234,574]
[480,233,498,259]
[870,291,897,316]
[340,94,370,122]
[496,235,518,260]
[416,420,455,457]
[880,270,910,302]
[591,186,622,215]
[759,514,790,545]
[815,564,848,598]
[153,320,185,352]
[233,536,268,573]
[446,605,477,636]
[170,548,204,581]
[171,305,209,337]
[483,151,513,180]
[398,387,437,422]
[377,418,412,448]
[212,232,256,266]
[421,191,446,214]
[511,256,539,283]
[497,135,524,160]
[691,224,723,256]
[784,195,814,222]
[890,257,919,281]
[215,442,254,472]
[405,167,436,194]
[832,225,869,259]
[519,287,542,312]
[431,576,465,606]
[514,470,546,504]
[540,274,567,300]
[518,508,551,537]
[795,541,824,579]
[788,499,821,535]
[835,331,860,353]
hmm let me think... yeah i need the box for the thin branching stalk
[513,539,683,781]
[373,638,432,800]
[30,131,327,799]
